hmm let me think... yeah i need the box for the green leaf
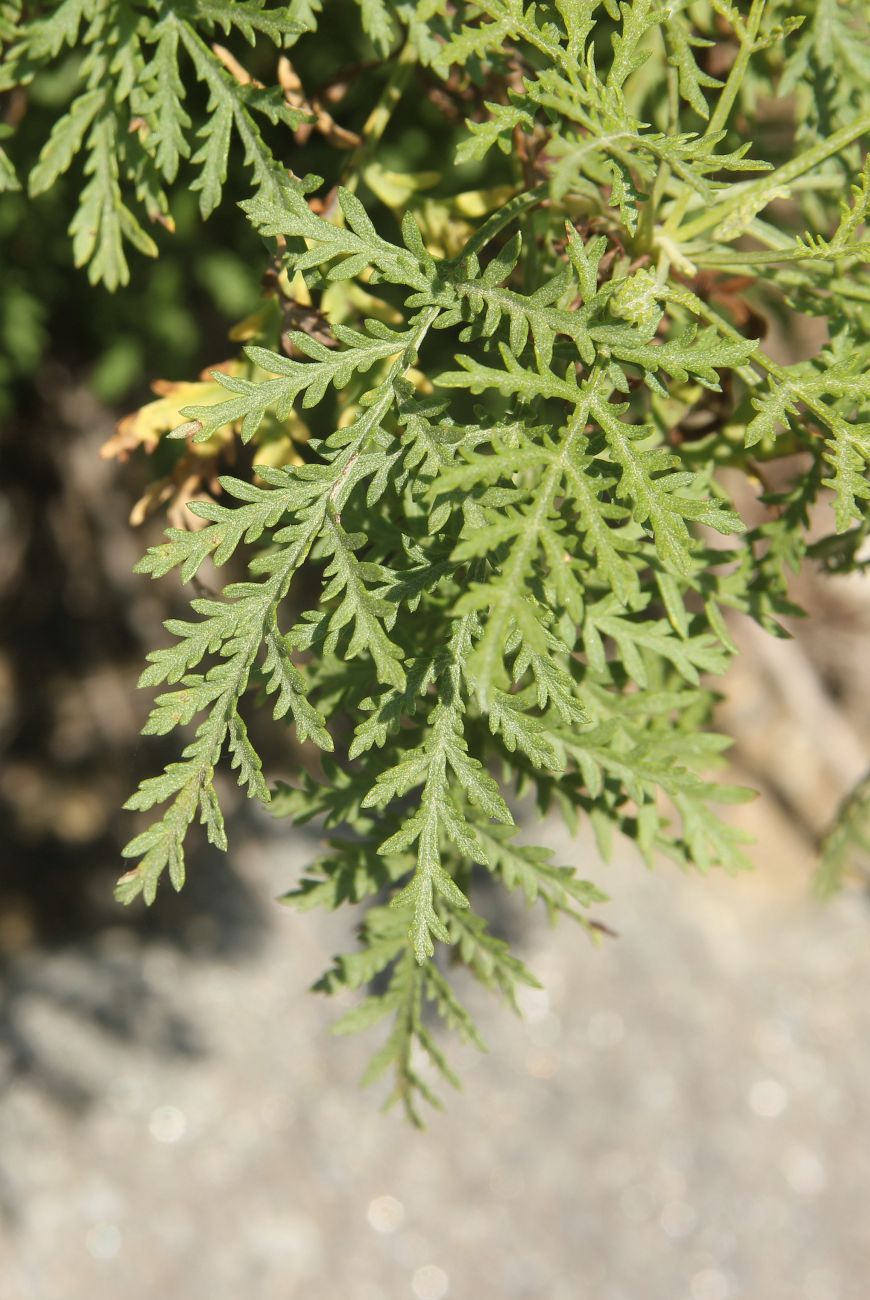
[28,88,104,196]
[86,0,870,1115]
[359,0,396,54]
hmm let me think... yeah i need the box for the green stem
[664,0,766,235]
[675,113,870,243]
[341,40,416,194]
[696,241,870,267]
[637,61,679,251]
[706,0,766,139]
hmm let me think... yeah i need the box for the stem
[637,61,679,250]
[341,40,416,194]
[696,241,870,267]
[675,113,870,243]
[664,0,766,235]
[705,0,766,139]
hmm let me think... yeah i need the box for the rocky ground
[2,780,870,1300]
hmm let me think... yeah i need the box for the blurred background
[2,21,870,1300]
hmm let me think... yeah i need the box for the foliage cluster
[3,0,869,1120]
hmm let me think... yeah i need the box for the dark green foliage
[1,0,308,287]
[6,0,869,1121]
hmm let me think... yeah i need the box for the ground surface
[2,793,869,1300]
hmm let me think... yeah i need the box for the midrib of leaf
[454,277,595,360]
[175,16,289,213]
[377,610,484,961]
[118,508,323,903]
[186,328,418,442]
[466,367,604,702]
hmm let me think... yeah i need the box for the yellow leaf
[101,361,243,461]
[363,162,441,210]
